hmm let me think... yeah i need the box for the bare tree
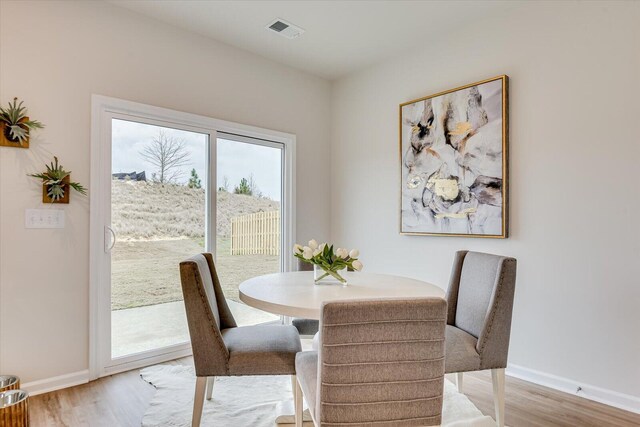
[219,175,230,192]
[140,130,190,184]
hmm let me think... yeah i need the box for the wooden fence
[230,210,281,256]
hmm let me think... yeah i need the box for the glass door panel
[110,118,208,359]
[215,135,282,326]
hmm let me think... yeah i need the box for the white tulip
[293,244,303,254]
[318,243,327,252]
[349,249,360,259]
[336,248,348,259]
[352,260,363,271]
[312,248,321,257]
[308,239,318,250]
[302,247,313,259]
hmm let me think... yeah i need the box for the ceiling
[109,1,519,80]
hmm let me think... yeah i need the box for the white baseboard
[507,364,640,415]
[21,370,89,396]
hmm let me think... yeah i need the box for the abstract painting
[399,76,508,237]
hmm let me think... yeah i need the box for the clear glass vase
[313,264,348,286]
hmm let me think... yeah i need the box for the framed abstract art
[399,75,508,237]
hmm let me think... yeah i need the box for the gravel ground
[112,180,279,240]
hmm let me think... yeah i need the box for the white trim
[103,347,193,377]
[90,95,296,380]
[21,370,89,396]
[91,95,295,145]
[207,130,217,254]
[89,98,107,380]
[285,135,296,272]
[507,363,640,415]
[105,341,191,373]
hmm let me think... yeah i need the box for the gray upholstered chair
[445,250,517,427]
[291,260,320,335]
[294,297,447,427]
[180,253,302,427]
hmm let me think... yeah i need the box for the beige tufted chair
[294,297,447,427]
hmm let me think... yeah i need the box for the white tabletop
[238,271,445,320]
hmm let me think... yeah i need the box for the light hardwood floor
[30,358,640,427]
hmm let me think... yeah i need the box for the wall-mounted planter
[1,98,43,148]
[29,157,86,204]
[0,119,29,149]
[42,176,70,204]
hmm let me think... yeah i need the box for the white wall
[0,1,331,384]
[331,1,640,407]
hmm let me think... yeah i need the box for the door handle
[105,226,116,253]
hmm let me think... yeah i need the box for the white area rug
[140,364,497,426]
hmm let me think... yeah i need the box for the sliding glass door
[110,118,210,359]
[91,97,294,378]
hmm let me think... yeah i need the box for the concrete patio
[112,300,279,358]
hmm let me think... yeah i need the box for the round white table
[239,271,445,320]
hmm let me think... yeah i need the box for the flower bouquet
[294,239,362,285]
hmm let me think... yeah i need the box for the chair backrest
[316,298,447,426]
[179,253,237,376]
[446,251,517,367]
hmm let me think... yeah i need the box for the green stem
[315,271,331,281]
[314,266,347,284]
[327,270,347,283]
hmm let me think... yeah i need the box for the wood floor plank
[457,371,640,427]
[28,359,640,426]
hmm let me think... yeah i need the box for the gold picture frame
[399,75,509,238]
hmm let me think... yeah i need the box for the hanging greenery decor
[29,157,87,203]
[0,97,44,147]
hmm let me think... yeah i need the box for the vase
[313,264,347,286]
[0,389,29,427]
[0,376,19,393]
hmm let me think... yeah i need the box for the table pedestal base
[274,400,314,426]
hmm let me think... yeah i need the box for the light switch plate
[25,209,65,229]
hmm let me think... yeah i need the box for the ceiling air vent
[266,18,305,39]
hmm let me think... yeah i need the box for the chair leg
[206,376,215,400]
[192,376,207,427]
[295,376,304,427]
[291,375,297,408]
[456,372,464,393]
[491,368,506,427]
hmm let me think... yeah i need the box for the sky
[111,119,282,200]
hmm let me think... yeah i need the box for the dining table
[239,270,445,320]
